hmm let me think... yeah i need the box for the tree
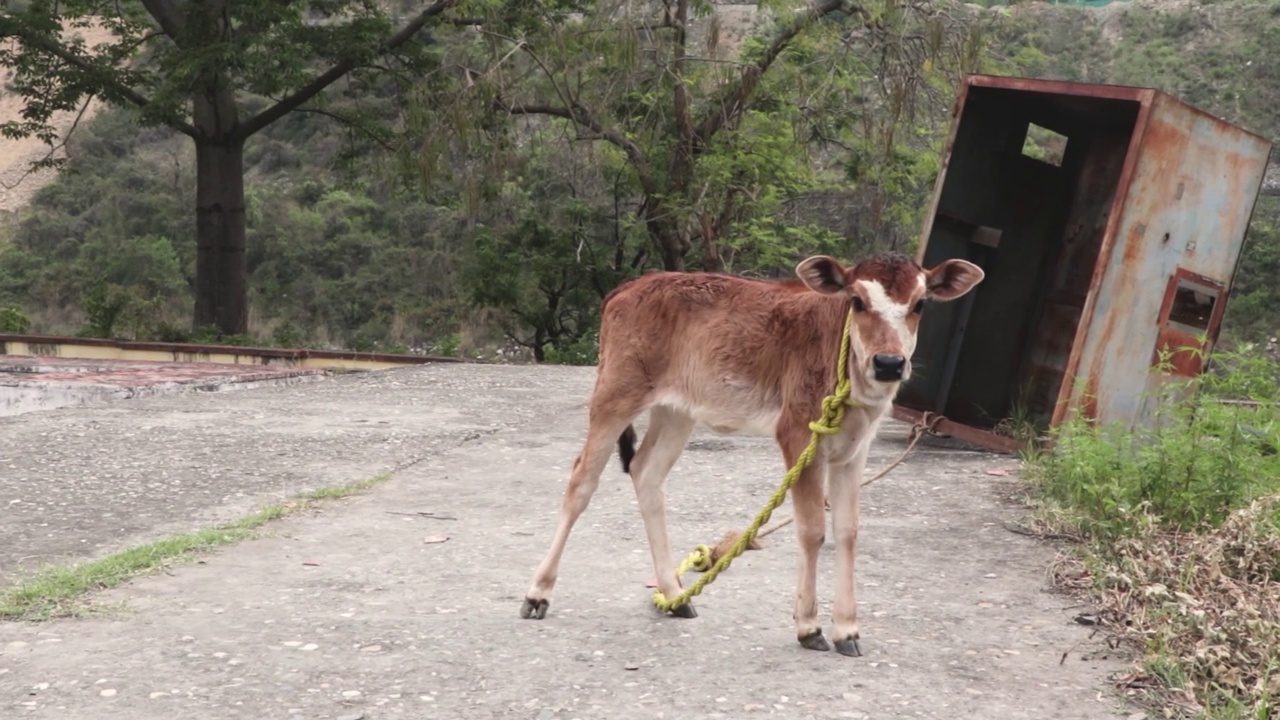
[466,0,981,272]
[461,133,643,362]
[0,0,456,334]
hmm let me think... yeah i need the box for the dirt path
[0,364,1127,718]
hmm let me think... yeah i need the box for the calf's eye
[852,296,866,313]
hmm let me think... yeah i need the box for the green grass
[0,472,392,621]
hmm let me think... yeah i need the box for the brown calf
[519,252,984,656]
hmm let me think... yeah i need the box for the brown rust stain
[1079,374,1100,425]
[965,74,1149,103]
[1121,222,1147,265]
[1151,328,1206,377]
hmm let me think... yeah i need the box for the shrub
[1032,348,1280,538]
[0,306,31,333]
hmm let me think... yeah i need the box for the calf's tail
[617,425,638,473]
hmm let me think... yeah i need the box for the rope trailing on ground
[652,308,864,613]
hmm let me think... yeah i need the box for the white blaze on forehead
[855,278,912,344]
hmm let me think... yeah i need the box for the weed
[0,473,392,621]
[1032,350,1280,539]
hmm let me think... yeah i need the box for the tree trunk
[192,137,248,335]
[532,327,546,362]
[644,198,687,271]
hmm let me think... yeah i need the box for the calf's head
[795,252,984,392]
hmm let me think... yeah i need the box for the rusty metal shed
[893,74,1274,453]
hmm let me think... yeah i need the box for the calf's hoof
[798,630,831,652]
[834,635,863,657]
[668,601,698,619]
[520,597,549,619]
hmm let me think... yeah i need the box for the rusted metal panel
[1060,92,1273,431]
[1047,90,1155,429]
[896,74,1273,454]
[965,74,1150,103]
[890,405,1025,455]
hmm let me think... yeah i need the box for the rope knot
[688,544,713,573]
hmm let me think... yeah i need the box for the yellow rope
[653,307,863,613]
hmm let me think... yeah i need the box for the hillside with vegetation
[1,0,1276,358]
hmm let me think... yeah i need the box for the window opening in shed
[1166,279,1217,334]
[1022,123,1069,167]
[1150,270,1225,378]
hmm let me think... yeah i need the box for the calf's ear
[795,255,849,294]
[925,259,984,301]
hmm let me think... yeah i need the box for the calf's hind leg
[520,389,642,619]
[626,405,697,618]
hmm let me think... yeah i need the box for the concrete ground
[0,361,1128,719]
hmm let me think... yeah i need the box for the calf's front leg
[826,443,869,657]
[778,425,829,651]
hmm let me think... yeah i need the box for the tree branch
[17,31,200,138]
[497,99,657,196]
[139,0,186,40]
[285,105,398,152]
[236,0,457,140]
[694,0,856,146]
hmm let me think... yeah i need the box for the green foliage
[185,325,256,347]
[0,305,32,333]
[460,144,638,362]
[77,283,129,339]
[270,321,306,349]
[1031,348,1280,539]
[77,282,168,340]
[77,233,185,296]
[433,333,461,357]
[436,0,981,276]
[4,103,472,350]
[543,331,600,366]
[0,0,442,144]
[0,0,478,334]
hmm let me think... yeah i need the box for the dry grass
[1043,497,1280,718]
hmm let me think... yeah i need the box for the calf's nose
[872,354,906,382]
